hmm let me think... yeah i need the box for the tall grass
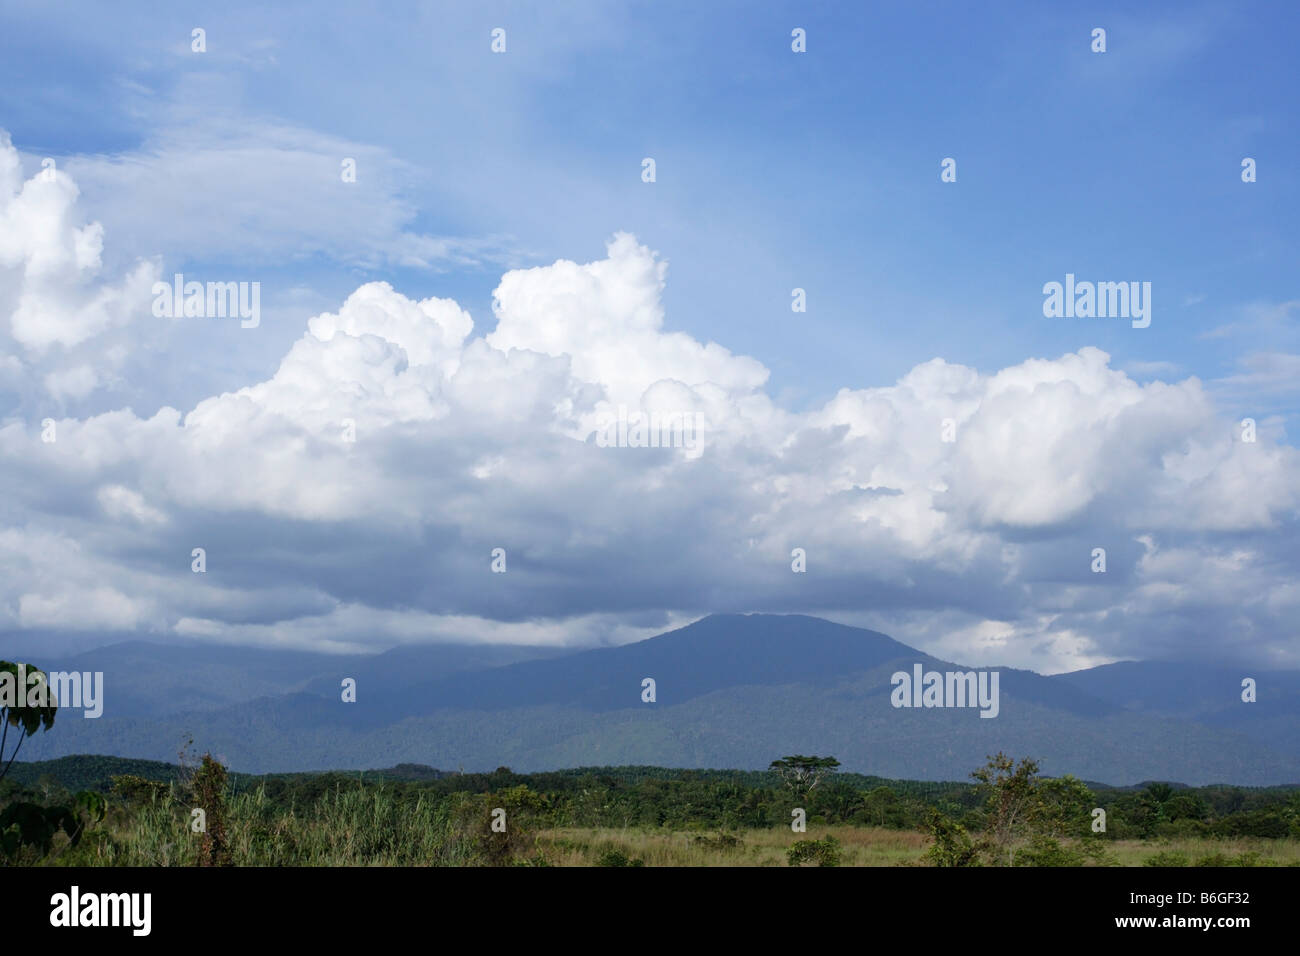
[42,787,1300,867]
[60,783,475,866]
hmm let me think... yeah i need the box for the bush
[1210,810,1290,839]
[449,785,546,866]
[1154,818,1208,839]
[787,836,841,867]
[595,847,644,867]
[1015,834,1112,867]
[1194,850,1271,867]
[925,811,982,867]
[111,774,170,805]
[192,754,231,867]
[692,832,743,850]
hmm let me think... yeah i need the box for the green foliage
[1144,850,1190,866]
[925,810,982,866]
[4,755,186,793]
[0,661,112,863]
[769,755,841,800]
[1138,847,1269,867]
[3,754,1299,868]
[1209,809,1291,838]
[448,784,546,866]
[1155,818,1209,838]
[971,752,1041,865]
[112,774,171,805]
[1144,783,1175,805]
[1032,775,1096,838]
[0,789,105,862]
[786,835,842,867]
[1014,834,1112,867]
[595,847,645,866]
[192,754,232,866]
[1,802,79,859]
[928,755,1116,867]
[1163,792,1209,822]
[862,786,903,827]
[1193,850,1268,867]
[73,789,108,822]
[692,832,744,851]
[0,661,58,782]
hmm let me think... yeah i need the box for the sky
[0,0,1296,673]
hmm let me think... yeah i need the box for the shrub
[787,836,842,867]
[1154,818,1208,839]
[595,847,645,867]
[111,774,170,805]
[192,754,231,867]
[449,785,546,866]
[1015,834,1112,867]
[692,832,744,850]
[1210,810,1290,839]
[1194,851,1271,867]
[925,811,982,867]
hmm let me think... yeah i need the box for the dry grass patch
[537,825,929,867]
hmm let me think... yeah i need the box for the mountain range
[14,614,1300,785]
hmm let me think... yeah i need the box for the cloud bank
[2,133,1296,673]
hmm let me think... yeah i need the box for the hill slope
[19,614,1300,785]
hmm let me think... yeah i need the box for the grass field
[39,801,1300,867]
[10,757,1298,867]
[535,826,1300,867]
[538,825,929,866]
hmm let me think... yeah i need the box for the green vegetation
[1,660,58,780]
[10,650,1298,867]
[769,755,841,800]
[787,835,842,867]
[4,751,1299,866]
[1,661,107,862]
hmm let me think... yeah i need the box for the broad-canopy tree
[769,755,841,800]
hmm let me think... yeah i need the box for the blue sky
[3,0,1295,416]
[0,1,1297,672]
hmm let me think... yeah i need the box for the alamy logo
[1042,273,1151,328]
[890,663,1000,718]
[0,664,103,718]
[151,273,261,328]
[594,405,707,450]
[50,886,150,936]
